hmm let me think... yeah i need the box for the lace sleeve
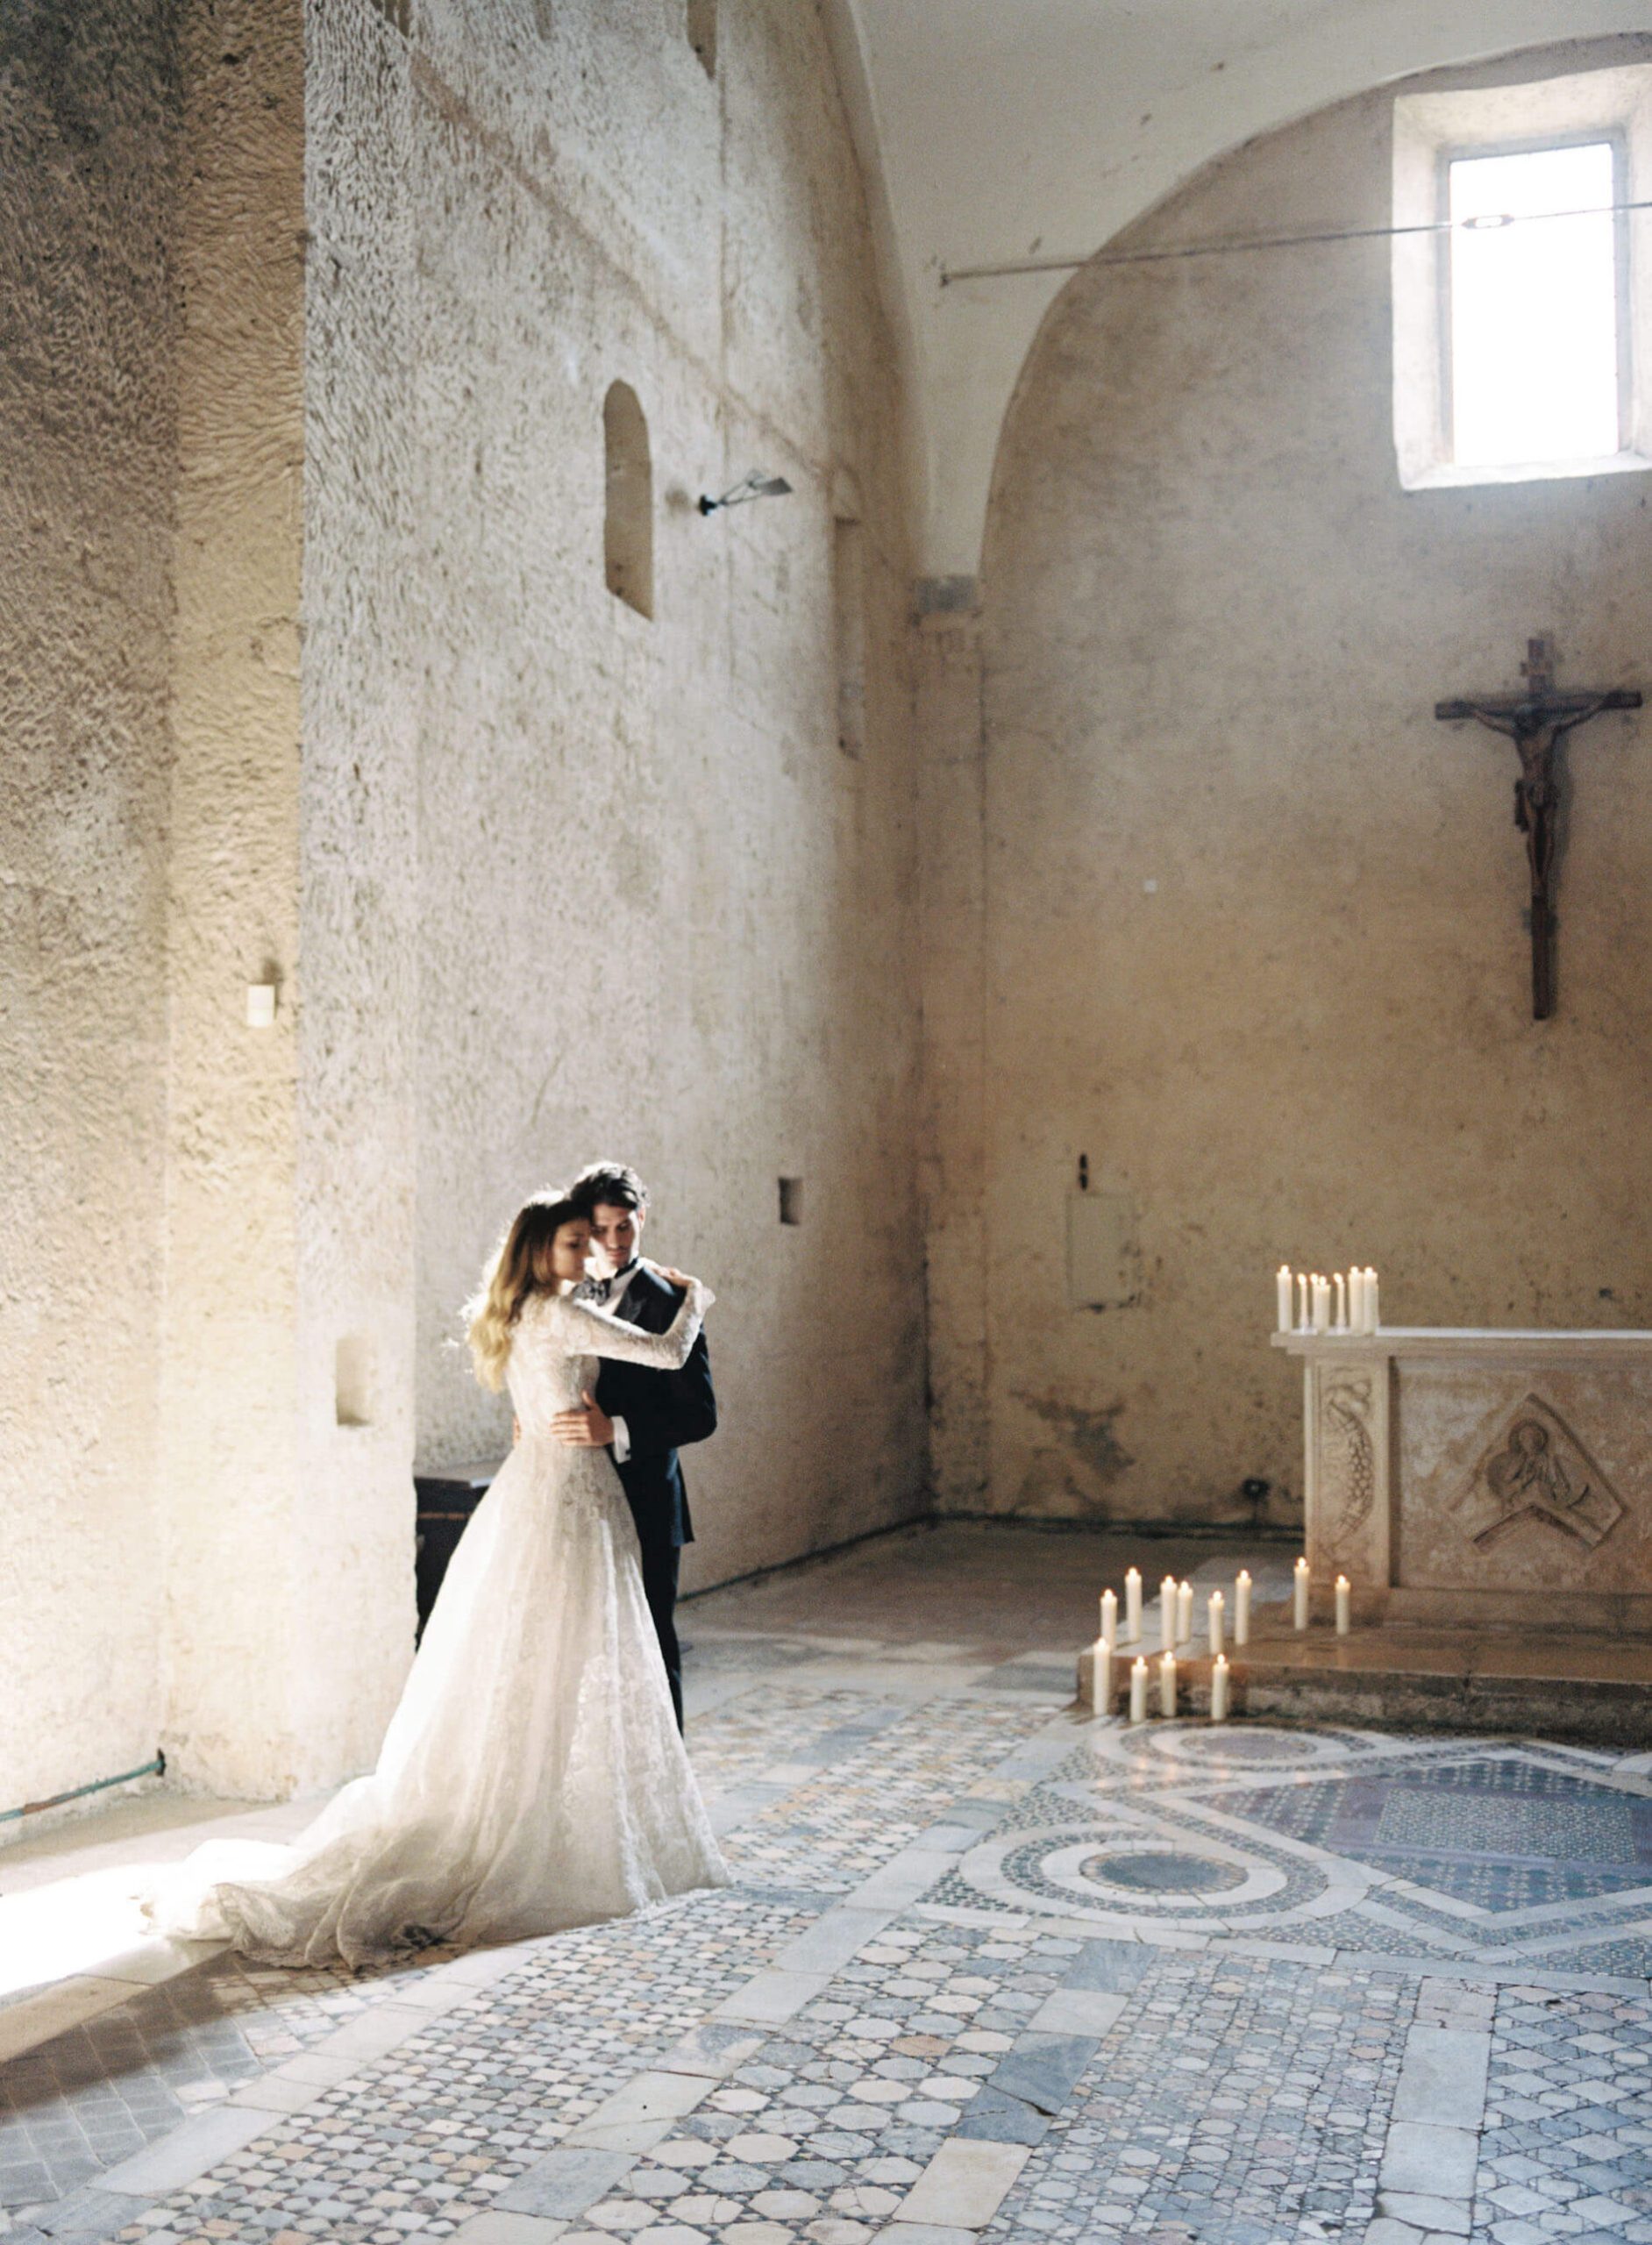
[560,1275,714,1370]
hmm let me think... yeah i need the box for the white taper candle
[1207,1588,1224,1657]
[1129,1657,1149,1724]
[1091,1639,1114,1714]
[1159,1650,1177,1718]
[1293,1556,1310,1630]
[1234,1570,1251,1645]
[1210,1654,1230,1721]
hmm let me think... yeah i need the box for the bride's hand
[659,1265,699,1292]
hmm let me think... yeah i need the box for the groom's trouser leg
[640,1538,684,1731]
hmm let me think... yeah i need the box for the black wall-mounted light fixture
[698,468,794,515]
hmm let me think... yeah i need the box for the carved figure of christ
[1435,638,1641,1019]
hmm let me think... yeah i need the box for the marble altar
[1273,1328,1652,1633]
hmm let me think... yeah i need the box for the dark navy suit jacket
[595,1262,716,1552]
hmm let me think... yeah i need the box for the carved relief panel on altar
[1395,1365,1652,1596]
[1456,1393,1624,1551]
[1305,1357,1392,1592]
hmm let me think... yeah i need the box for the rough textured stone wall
[0,1,179,1807]
[305,0,925,1588]
[295,0,420,1792]
[158,0,317,1794]
[963,39,1652,1529]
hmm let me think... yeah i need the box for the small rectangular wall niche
[687,0,716,77]
[779,1177,804,1226]
[335,1336,374,1428]
[832,515,866,757]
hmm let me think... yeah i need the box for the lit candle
[1333,1272,1347,1330]
[1366,1267,1379,1330]
[1100,1588,1117,1648]
[1124,1567,1143,1641]
[1296,1272,1309,1329]
[1312,1276,1331,1334]
[1129,1656,1149,1723]
[1349,1267,1367,1332]
[1276,1265,1293,1331]
[1176,1579,1193,1642]
[1159,1650,1177,1718]
[1091,1638,1114,1714]
[1335,1574,1351,1636]
[1234,1569,1251,1645]
[1159,1575,1178,1651]
[1207,1588,1224,1657]
[1293,1555,1310,1629]
[1210,1654,1230,1721]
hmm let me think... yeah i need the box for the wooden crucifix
[1435,638,1641,1021]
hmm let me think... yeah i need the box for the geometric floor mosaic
[939,1727,1652,1971]
[3,1582,1651,2245]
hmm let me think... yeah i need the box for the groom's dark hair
[568,1160,650,1215]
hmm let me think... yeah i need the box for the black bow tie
[591,1260,638,1305]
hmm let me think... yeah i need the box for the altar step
[1078,1623,1652,1747]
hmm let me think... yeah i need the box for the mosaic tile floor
[2,1527,1650,2245]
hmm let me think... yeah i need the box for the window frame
[1392,63,1652,493]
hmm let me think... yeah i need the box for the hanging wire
[938,198,1652,286]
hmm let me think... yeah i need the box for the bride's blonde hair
[465,1188,584,1390]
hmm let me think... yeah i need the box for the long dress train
[143,1279,729,1967]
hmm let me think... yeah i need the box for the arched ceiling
[822,0,1652,580]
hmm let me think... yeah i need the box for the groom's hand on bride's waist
[552,1388,615,1447]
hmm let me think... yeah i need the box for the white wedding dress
[143,1279,730,1967]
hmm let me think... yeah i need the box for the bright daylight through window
[1448,140,1621,469]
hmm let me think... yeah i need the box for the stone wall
[303,0,925,1588]
[1,0,924,1815]
[0,0,179,1807]
[949,39,1652,1529]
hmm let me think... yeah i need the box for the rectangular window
[1447,140,1620,469]
[1392,63,1652,491]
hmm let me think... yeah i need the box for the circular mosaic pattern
[956,1822,1320,1925]
[1093,1722,1376,1776]
[1080,1849,1248,1895]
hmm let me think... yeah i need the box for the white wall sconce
[246,983,278,1029]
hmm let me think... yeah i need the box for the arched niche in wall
[687,0,716,79]
[603,380,653,620]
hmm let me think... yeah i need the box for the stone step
[1077,1625,1652,1744]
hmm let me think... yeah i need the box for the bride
[145,1188,730,1966]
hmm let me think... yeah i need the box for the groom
[552,1160,716,1729]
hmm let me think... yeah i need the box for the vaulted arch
[826,0,1652,575]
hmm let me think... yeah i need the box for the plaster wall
[0,1,178,1806]
[158,0,303,1792]
[839,0,1652,574]
[961,39,1652,1529]
[310,0,926,1596]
